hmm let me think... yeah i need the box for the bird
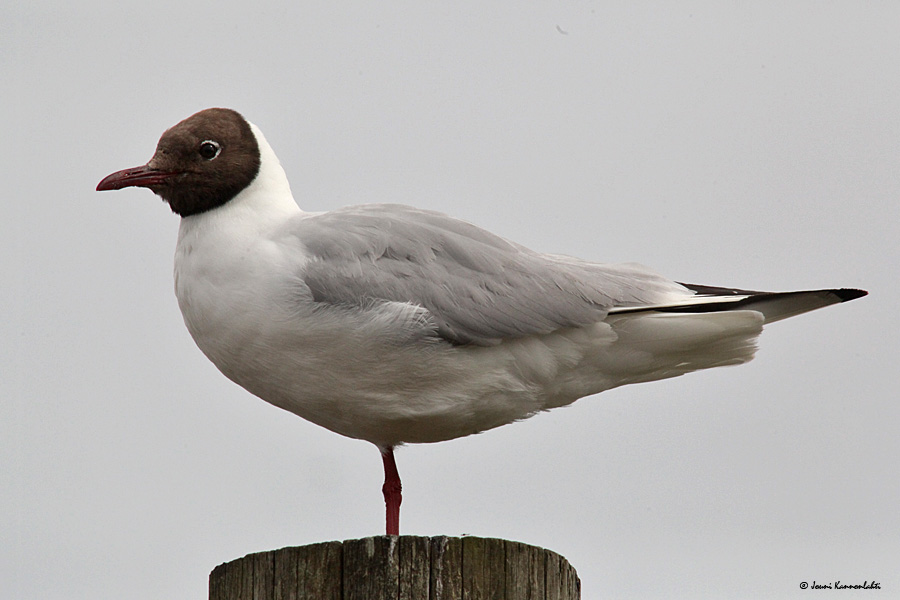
[97,108,866,536]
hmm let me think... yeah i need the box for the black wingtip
[833,288,868,302]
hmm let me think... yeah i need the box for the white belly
[172,214,589,446]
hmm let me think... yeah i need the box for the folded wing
[295,204,686,345]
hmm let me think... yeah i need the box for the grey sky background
[3,2,898,599]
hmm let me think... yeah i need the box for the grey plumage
[296,204,686,345]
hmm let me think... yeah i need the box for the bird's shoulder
[286,203,525,267]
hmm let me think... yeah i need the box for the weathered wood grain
[398,536,431,600]
[209,536,580,600]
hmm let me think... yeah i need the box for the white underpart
[173,123,767,446]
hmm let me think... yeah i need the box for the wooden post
[209,536,581,600]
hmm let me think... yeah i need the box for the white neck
[242,122,300,215]
[176,120,302,245]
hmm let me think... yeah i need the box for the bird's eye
[198,140,221,160]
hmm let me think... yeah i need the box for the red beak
[96,165,179,191]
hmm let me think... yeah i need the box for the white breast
[170,164,566,446]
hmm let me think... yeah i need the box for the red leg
[381,446,402,535]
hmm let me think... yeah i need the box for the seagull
[97,108,866,535]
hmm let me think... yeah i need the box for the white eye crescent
[198,140,221,160]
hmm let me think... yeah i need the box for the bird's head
[96,108,261,217]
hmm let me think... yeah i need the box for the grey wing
[293,204,685,345]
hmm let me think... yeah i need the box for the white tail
[599,287,866,388]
